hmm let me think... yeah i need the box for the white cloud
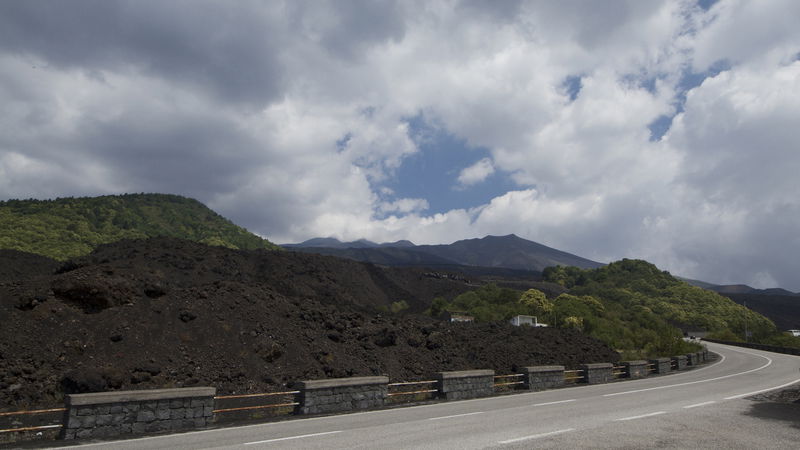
[456,158,495,188]
[2,1,800,289]
[378,198,429,215]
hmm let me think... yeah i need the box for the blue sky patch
[562,75,582,101]
[378,114,519,215]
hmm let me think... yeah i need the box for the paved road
[60,342,800,449]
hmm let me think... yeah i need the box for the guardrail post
[671,355,688,370]
[436,370,495,400]
[649,357,672,374]
[580,363,613,384]
[621,361,648,378]
[62,387,215,440]
[521,366,565,390]
[298,376,388,415]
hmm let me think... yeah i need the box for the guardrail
[564,369,584,383]
[493,373,525,389]
[213,391,300,418]
[387,381,438,403]
[0,407,65,438]
[5,350,712,443]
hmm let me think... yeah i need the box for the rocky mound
[0,238,619,408]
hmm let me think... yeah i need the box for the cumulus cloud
[456,158,495,188]
[1,0,799,290]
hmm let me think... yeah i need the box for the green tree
[518,288,553,318]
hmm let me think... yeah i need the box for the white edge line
[428,411,484,421]
[614,411,666,421]
[244,430,342,445]
[683,401,716,409]
[498,428,575,444]
[533,399,576,406]
[724,378,800,399]
[604,350,769,397]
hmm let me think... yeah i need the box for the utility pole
[744,301,748,342]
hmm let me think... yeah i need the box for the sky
[1,0,799,290]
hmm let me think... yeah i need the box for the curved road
[63,342,800,449]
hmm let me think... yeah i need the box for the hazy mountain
[681,278,799,296]
[283,234,602,273]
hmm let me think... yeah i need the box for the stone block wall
[580,363,613,384]
[672,355,688,370]
[298,376,388,415]
[62,387,215,440]
[436,370,494,400]
[621,361,648,378]
[685,353,697,365]
[522,366,565,391]
[649,357,672,374]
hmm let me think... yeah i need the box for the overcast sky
[1,0,799,290]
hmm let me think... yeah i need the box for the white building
[788,330,800,337]
[509,315,547,327]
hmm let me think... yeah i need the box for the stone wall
[621,361,648,378]
[672,355,688,370]
[298,376,388,415]
[523,366,565,391]
[62,387,215,440]
[649,357,672,374]
[580,363,613,384]
[436,370,495,400]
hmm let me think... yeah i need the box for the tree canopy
[0,193,280,260]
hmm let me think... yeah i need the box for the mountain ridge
[283,234,603,273]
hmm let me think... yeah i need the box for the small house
[509,315,547,327]
[442,311,475,323]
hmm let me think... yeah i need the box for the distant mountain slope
[681,278,799,296]
[723,293,800,330]
[283,234,602,272]
[0,193,280,260]
[415,234,602,271]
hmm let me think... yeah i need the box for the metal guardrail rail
[0,407,65,434]
[213,391,300,414]
[493,374,525,387]
[563,369,584,382]
[387,381,438,399]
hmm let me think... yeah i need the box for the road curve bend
[61,342,800,449]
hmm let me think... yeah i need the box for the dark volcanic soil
[0,238,619,409]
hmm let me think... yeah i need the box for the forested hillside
[543,260,780,341]
[430,259,791,359]
[0,194,279,260]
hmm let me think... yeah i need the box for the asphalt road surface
[58,342,800,449]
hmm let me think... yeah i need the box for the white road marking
[428,411,484,421]
[604,351,771,397]
[683,401,716,409]
[244,430,342,445]
[724,377,800,399]
[614,411,666,421]
[498,428,575,444]
[533,399,576,406]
